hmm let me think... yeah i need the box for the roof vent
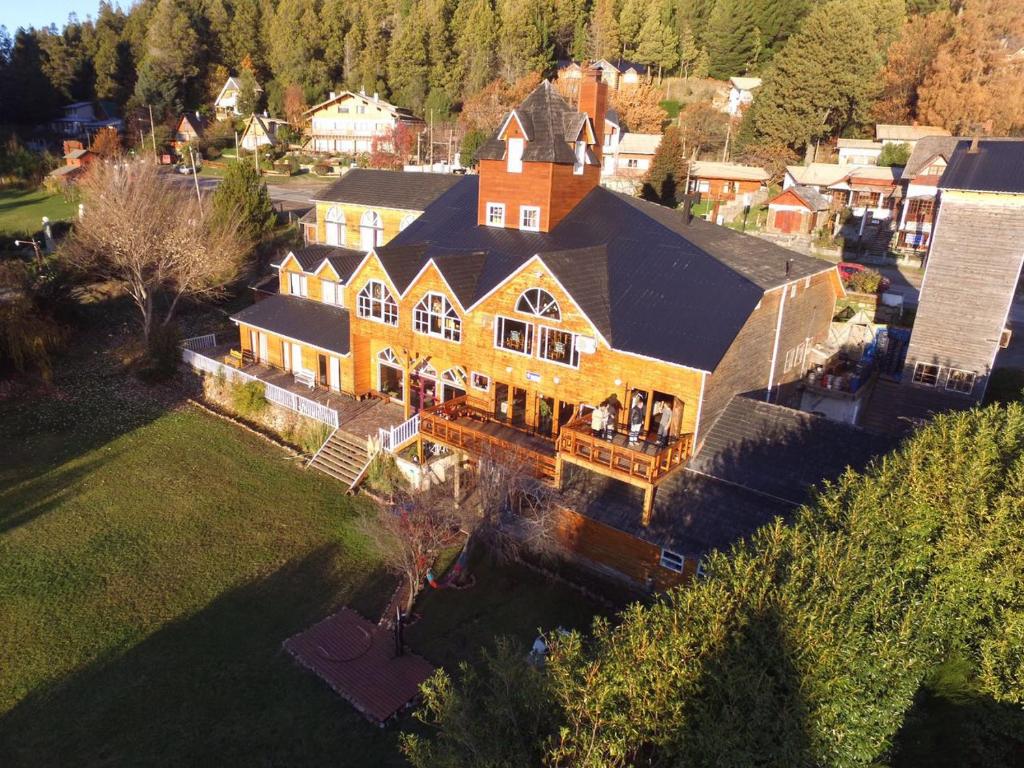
[373,92,379,102]
[786,258,793,277]
[329,91,336,101]
[969,135,981,154]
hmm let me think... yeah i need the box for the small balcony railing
[555,416,692,485]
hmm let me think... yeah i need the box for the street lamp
[13,239,42,260]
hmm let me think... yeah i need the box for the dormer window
[414,291,461,341]
[486,202,505,227]
[574,140,586,175]
[507,137,524,173]
[288,272,308,298]
[357,279,398,325]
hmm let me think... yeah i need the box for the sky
[3,0,109,33]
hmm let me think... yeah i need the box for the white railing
[378,413,419,453]
[181,348,340,428]
[183,333,218,351]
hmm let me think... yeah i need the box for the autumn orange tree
[873,10,954,124]
[609,82,667,133]
[90,126,122,158]
[458,73,542,135]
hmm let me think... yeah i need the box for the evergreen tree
[211,159,275,242]
[618,0,644,58]
[235,66,262,116]
[453,0,497,97]
[92,3,130,103]
[751,0,809,62]
[751,0,895,150]
[268,0,329,101]
[230,0,269,78]
[588,0,620,59]
[4,29,59,124]
[704,0,759,78]
[636,16,679,79]
[641,124,686,205]
[388,2,430,113]
[134,0,200,115]
[553,0,587,59]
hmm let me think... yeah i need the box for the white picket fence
[378,413,419,453]
[181,346,340,428]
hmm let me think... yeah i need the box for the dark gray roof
[315,169,463,210]
[231,293,350,355]
[904,135,962,178]
[380,175,834,371]
[689,396,896,505]
[940,139,1024,193]
[476,81,599,166]
[275,245,366,282]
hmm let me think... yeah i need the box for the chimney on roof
[969,134,981,154]
[359,87,365,96]
[373,92,379,102]
[786,258,793,278]
[579,66,607,165]
[681,194,693,224]
[329,91,336,101]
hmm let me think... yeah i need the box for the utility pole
[234,130,239,158]
[189,147,203,212]
[722,119,732,162]
[428,110,434,167]
[148,104,157,155]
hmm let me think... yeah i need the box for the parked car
[838,262,891,292]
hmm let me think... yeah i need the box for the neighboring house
[765,185,831,235]
[612,132,661,175]
[837,138,883,166]
[558,59,649,91]
[785,162,900,235]
[215,75,262,120]
[171,112,207,154]
[47,101,122,142]
[875,123,951,150]
[304,90,424,155]
[303,169,462,248]
[687,161,768,203]
[226,69,843,586]
[892,134,961,251]
[725,77,762,117]
[899,139,1024,407]
[784,162,853,201]
[45,140,95,185]
[240,114,288,150]
[601,109,621,176]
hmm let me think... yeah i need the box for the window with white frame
[945,368,976,394]
[912,362,941,387]
[516,287,560,320]
[659,549,685,573]
[321,280,341,306]
[471,371,490,391]
[625,158,639,169]
[520,206,540,231]
[288,272,302,296]
[359,210,384,251]
[507,137,524,173]
[413,291,462,341]
[573,139,586,174]
[486,202,505,227]
[495,315,534,355]
[539,326,579,367]
[357,279,398,325]
[325,206,345,246]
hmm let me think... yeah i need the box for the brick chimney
[579,66,607,164]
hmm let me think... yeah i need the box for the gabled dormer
[475,68,607,232]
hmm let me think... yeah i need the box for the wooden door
[291,342,302,373]
[318,354,328,387]
[511,387,528,428]
[494,382,509,421]
[258,333,268,363]
[329,357,341,391]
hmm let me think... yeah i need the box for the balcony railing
[555,416,693,485]
[418,396,557,482]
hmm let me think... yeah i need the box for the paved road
[165,170,327,212]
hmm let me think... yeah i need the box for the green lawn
[0,187,77,238]
[0,327,604,765]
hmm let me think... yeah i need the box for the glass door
[511,387,528,428]
[494,382,509,421]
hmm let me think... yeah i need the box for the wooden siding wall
[697,177,763,201]
[313,201,417,247]
[554,507,692,590]
[345,254,704,436]
[237,323,346,387]
[278,258,344,304]
[476,117,601,232]
[902,193,1024,402]
[701,270,839,442]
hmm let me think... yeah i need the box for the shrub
[231,380,268,418]
[313,162,332,176]
[365,453,407,495]
[272,156,299,175]
[204,144,222,160]
[845,268,883,294]
[294,421,332,454]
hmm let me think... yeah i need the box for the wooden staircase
[308,429,370,489]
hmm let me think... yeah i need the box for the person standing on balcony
[655,400,672,447]
[628,398,644,445]
[591,404,607,437]
[604,397,620,441]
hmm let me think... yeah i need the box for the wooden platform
[283,608,435,724]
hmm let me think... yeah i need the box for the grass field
[0,327,603,765]
[0,186,77,237]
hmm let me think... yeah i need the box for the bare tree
[68,157,249,344]
[468,444,560,563]
[361,484,466,614]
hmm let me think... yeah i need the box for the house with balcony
[240,114,288,151]
[891,134,960,251]
[171,112,207,155]
[725,77,762,117]
[213,70,845,588]
[687,161,768,205]
[214,75,262,120]
[304,90,424,155]
[47,100,123,142]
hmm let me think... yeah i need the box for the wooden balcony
[555,416,692,487]
[418,396,557,482]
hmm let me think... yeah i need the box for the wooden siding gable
[399,260,467,312]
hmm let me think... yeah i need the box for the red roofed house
[765,185,831,235]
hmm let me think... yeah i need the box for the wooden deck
[556,417,693,487]
[283,608,435,725]
[419,396,558,481]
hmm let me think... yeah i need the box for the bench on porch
[227,349,254,368]
[293,369,316,389]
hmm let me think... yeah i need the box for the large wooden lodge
[226,68,853,588]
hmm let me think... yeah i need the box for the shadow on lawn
[0,546,404,768]
[0,452,115,534]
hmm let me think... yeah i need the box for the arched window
[399,213,417,231]
[441,367,467,386]
[413,291,461,341]
[359,210,384,250]
[325,206,345,246]
[378,347,400,365]
[357,279,398,325]
[516,287,560,320]
[377,347,403,401]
